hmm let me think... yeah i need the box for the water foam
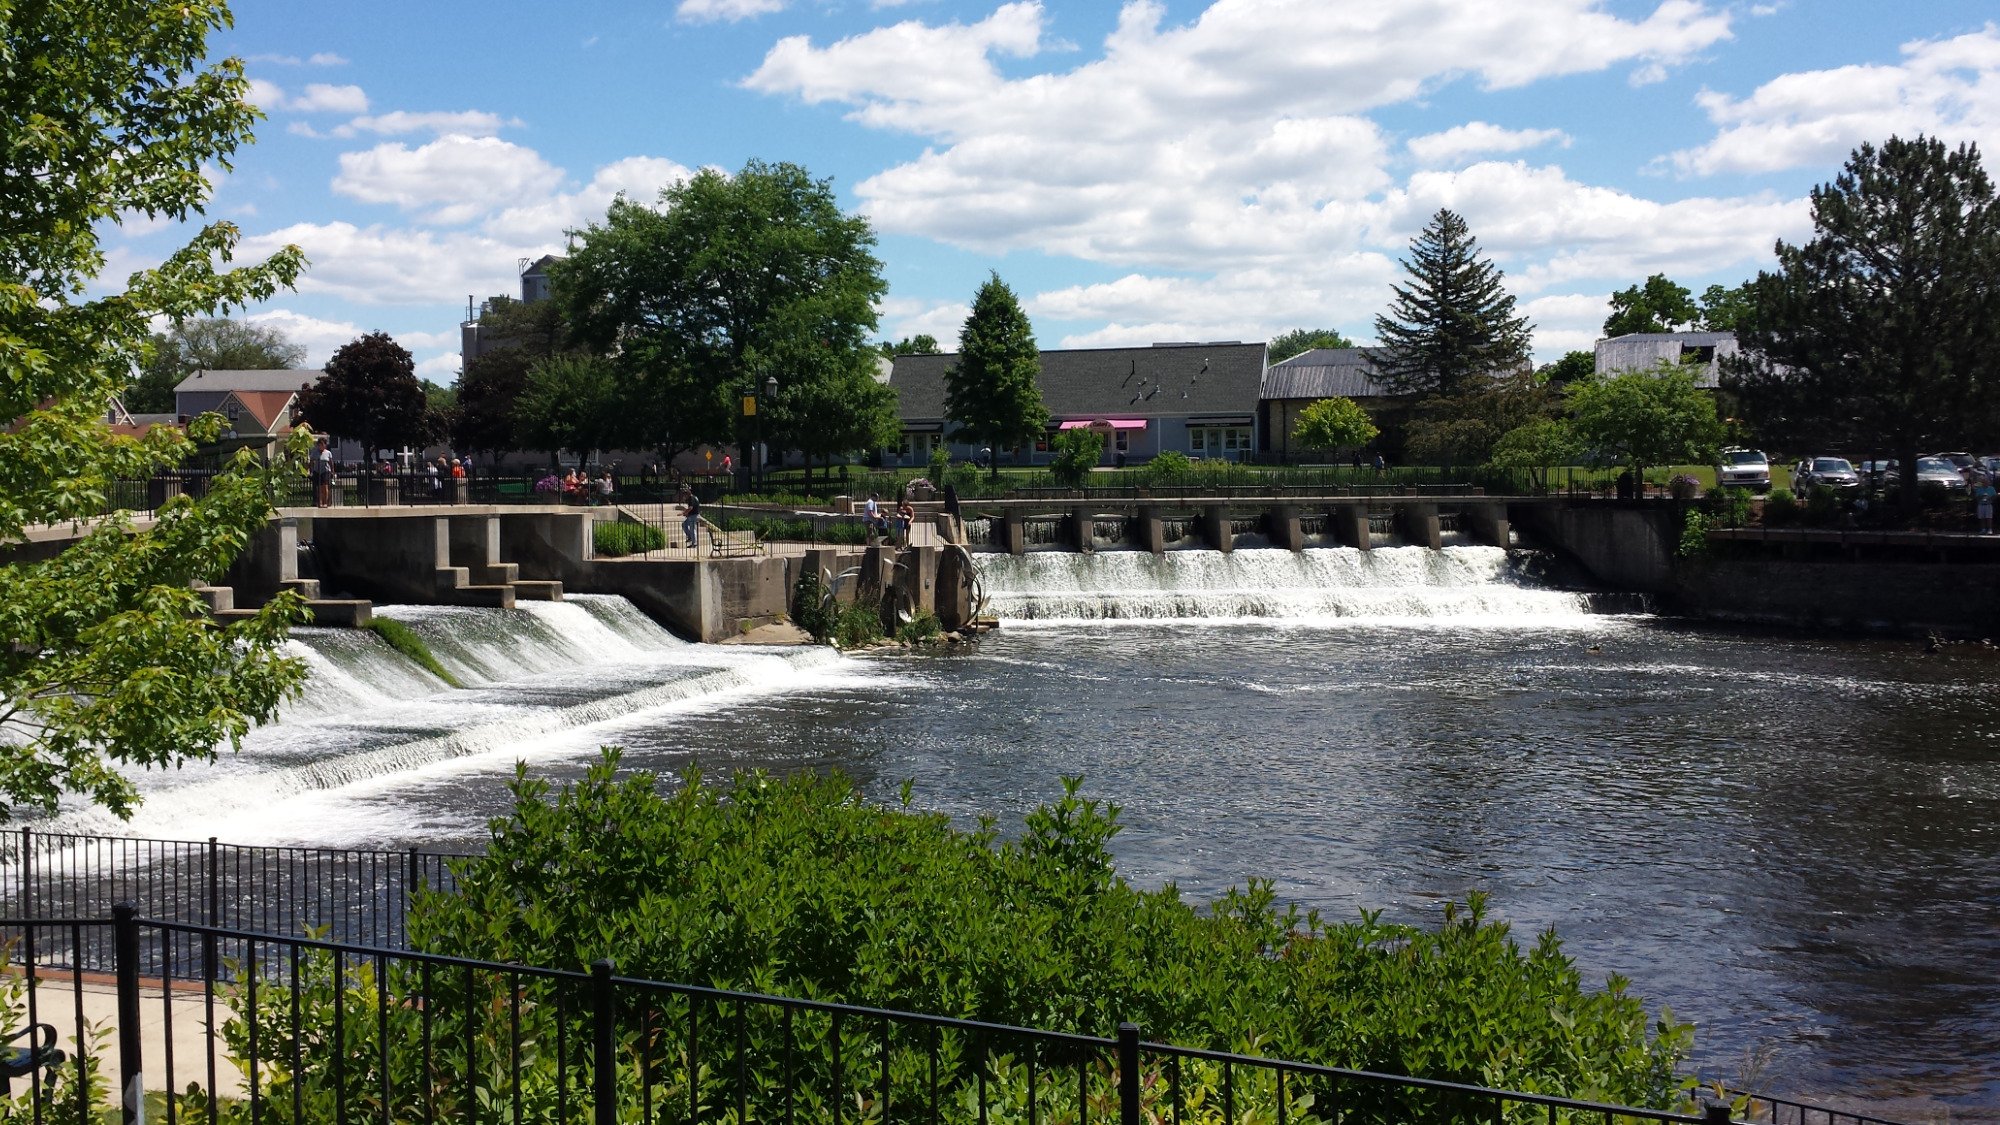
[979,545,1597,623]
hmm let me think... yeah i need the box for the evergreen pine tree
[1373,209,1533,398]
[945,274,1049,478]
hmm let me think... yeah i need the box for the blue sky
[114,0,2000,379]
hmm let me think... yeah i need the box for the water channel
[50,546,2000,1116]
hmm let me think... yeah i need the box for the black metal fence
[2,829,470,979]
[0,907,1794,1125]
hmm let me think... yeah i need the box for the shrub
[792,568,834,643]
[1762,488,1798,527]
[929,446,952,486]
[896,608,944,645]
[832,596,885,649]
[1145,449,1193,483]
[1803,484,1840,526]
[1049,428,1104,488]
[364,617,460,687]
[593,520,667,557]
[1677,509,1710,558]
[1702,486,1753,528]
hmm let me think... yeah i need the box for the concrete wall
[1673,559,2000,638]
[1513,502,1680,592]
[308,514,448,603]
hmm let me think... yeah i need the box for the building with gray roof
[887,342,1267,466]
[1593,331,1737,389]
[1258,348,1405,460]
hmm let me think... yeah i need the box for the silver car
[1715,448,1771,492]
[1890,456,1970,492]
[1793,456,1861,492]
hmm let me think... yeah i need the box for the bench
[1,1023,64,1094]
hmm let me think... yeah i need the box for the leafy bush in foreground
[405,756,1691,1109]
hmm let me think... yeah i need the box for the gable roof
[1594,331,1737,389]
[1260,347,1398,400]
[218,390,297,432]
[174,368,321,394]
[889,342,1268,424]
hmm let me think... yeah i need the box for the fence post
[205,836,220,984]
[1118,1022,1140,1125]
[113,902,145,1125]
[18,826,30,918]
[592,959,617,1125]
[1703,1105,1732,1125]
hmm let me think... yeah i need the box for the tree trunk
[1897,441,1920,514]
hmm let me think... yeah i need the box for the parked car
[1792,456,1861,492]
[1930,452,1975,472]
[1857,459,1897,486]
[1715,448,1771,492]
[1887,456,1970,492]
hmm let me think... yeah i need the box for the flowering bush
[533,474,560,494]
[1668,473,1700,500]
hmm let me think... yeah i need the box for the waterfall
[45,594,847,841]
[979,545,1605,623]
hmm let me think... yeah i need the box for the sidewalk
[19,974,243,1098]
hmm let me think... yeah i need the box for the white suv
[1716,448,1771,493]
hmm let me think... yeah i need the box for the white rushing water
[979,545,1600,623]
[50,595,849,841]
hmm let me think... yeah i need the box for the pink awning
[1057,418,1149,430]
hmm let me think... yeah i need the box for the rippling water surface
[89,556,2000,1116]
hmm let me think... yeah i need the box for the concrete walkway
[19,975,244,1099]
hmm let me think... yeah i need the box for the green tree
[1602,274,1698,337]
[296,332,436,457]
[1048,426,1103,488]
[129,317,305,414]
[555,160,885,484]
[1293,396,1379,451]
[1489,417,1584,490]
[1696,282,1754,333]
[878,333,940,357]
[454,349,532,456]
[1403,374,1553,467]
[0,1,310,820]
[1537,349,1597,387]
[1374,209,1533,398]
[945,273,1049,479]
[1268,328,1355,362]
[1731,136,2000,510]
[514,352,622,466]
[1568,364,1723,481]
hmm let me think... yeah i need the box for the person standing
[1975,475,1995,535]
[680,487,701,548]
[311,436,333,507]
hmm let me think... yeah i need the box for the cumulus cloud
[1408,123,1570,166]
[677,0,788,23]
[746,0,1732,271]
[249,80,369,114]
[333,110,522,138]
[877,296,970,349]
[332,136,566,225]
[1666,24,2000,175]
[482,155,696,243]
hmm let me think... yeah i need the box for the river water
[53,547,2000,1116]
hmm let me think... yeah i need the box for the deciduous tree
[1538,349,1597,388]
[945,273,1049,479]
[555,161,885,482]
[0,1,309,820]
[297,332,436,457]
[1696,283,1754,333]
[878,334,940,357]
[1730,136,2000,509]
[514,353,623,466]
[1268,328,1355,363]
[1602,274,1697,338]
[1568,364,1723,481]
[1374,210,1533,399]
[1292,397,1378,451]
[130,318,305,413]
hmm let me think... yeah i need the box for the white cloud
[235,310,455,367]
[241,221,540,306]
[1407,122,1570,166]
[332,136,565,225]
[333,110,521,138]
[677,0,788,23]
[1667,24,2000,175]
[250,51,348,67]
[249,80,368,114]
[878,297,969,349]
[746,0,1732,272]
[308,52,349,67]
[1518,293,1612,354]
[290,83,370,114]
[482,155,695,243]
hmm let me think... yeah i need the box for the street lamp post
[761,375,779,488]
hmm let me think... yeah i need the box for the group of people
[308,438,477,508]
[862,492,922,544]
[556,468,615,504]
